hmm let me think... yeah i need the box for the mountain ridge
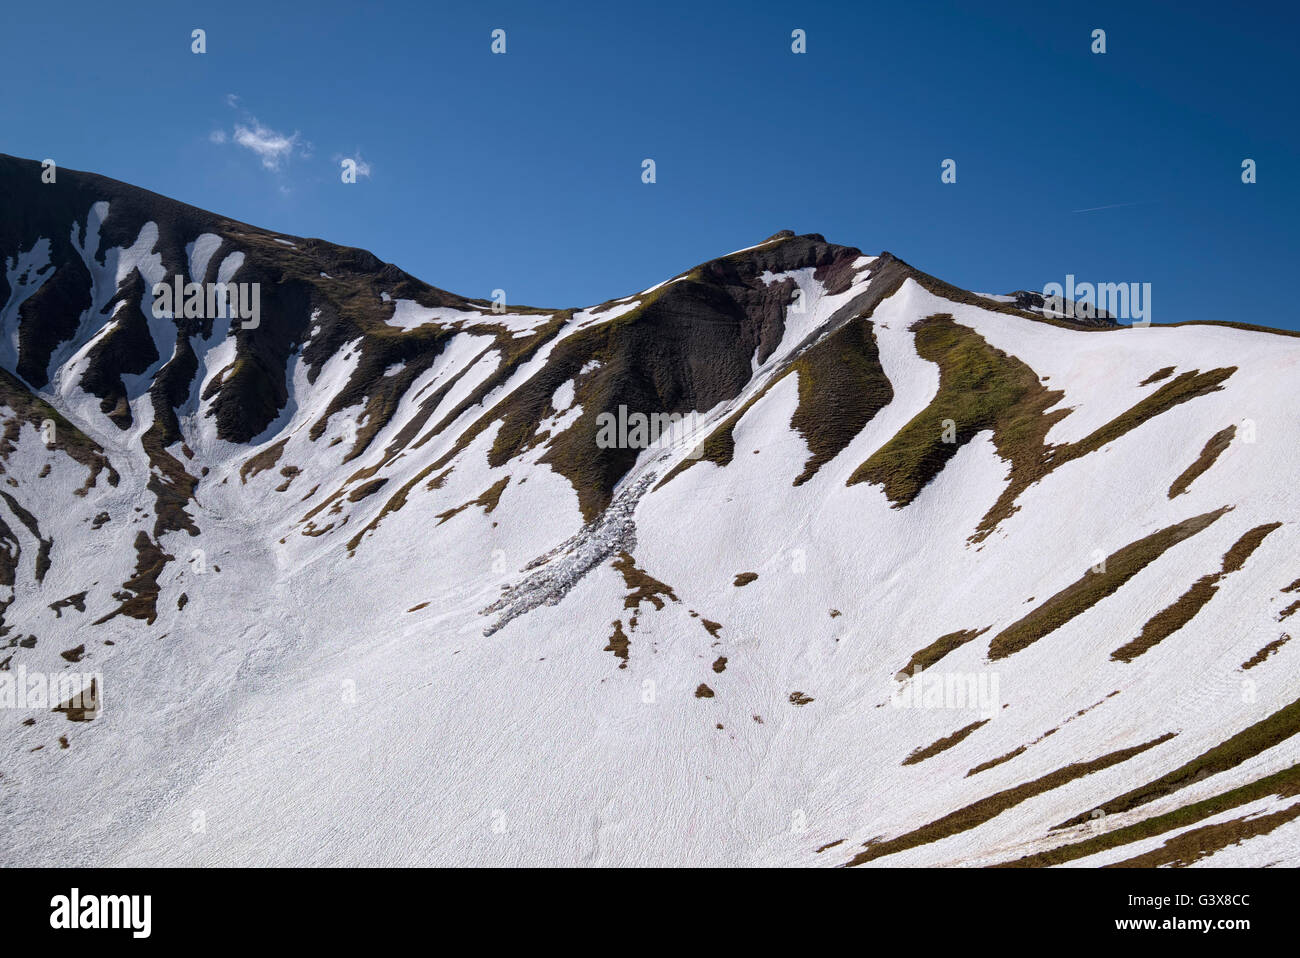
[2,155,1298,868]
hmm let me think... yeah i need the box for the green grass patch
[604,620,629,668]
[966,746,1028,778]
[1106,800,1300,867]
[997,763,1300,868]
[0,367,119,493]
[434,476,510,525]
[789,316,893,485]
[1139,366,1176,386]
[240,438,288,483]
[1055,692,1300,829]
[1242,634,1290,671]
[895,627,988,679]
[1110,521,1280,663]
[844,733,1175,867]
[1168,425,1235,498]
[847,315,1236,543]
[92,532,174,626]
[612,551,678,611]
[988,507,1230,661]
[902,720,989,766]
[847,315,1065,530]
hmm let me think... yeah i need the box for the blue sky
[4,0,1297,327]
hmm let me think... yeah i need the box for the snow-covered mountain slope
[2,153,1299,867]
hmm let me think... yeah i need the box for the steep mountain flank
[2,155,1299,870]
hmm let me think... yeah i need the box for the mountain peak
[3,160,1299,869]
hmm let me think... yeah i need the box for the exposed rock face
[1012,289,1117,327]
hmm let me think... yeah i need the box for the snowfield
[1,189,1298,868]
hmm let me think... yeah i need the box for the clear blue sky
[4,0,1297,327]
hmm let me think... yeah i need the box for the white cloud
[208,96,335,179]
[233,119,302,171]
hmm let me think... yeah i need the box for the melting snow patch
[455,311,560,336]
[385,299,483,330]
[638,275,689,297]
[186,233,223,282]
[1,238,53,369]
[551,379,575,413]
[722,236,783,258]
[573,300,640,332]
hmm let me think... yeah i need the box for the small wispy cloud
[209,95,341,181]
[233,120,302,171]
[208,95,309,172]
